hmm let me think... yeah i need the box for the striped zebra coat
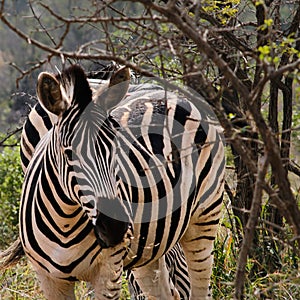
[20,68,191,299]
[19,65,225,299]
[20,76,109,173]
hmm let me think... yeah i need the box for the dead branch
[234,153,270,300]
[0,127,22,147]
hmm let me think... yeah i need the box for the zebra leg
[180,195,223,300]
[91,245,127,300]
[128,244,190,299]
[36,271,75,300]
[131,257,180,299]
[166,243,191,299]
[126,270,144,299]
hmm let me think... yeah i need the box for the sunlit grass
[211,210,300,300]
[1,237,299,299]
[0,259,130,300]
[0,258,44,299]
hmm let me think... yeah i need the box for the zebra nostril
[94,212,129,248]
[93,197,130,248]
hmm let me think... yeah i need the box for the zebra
[18,66,191,299]
[15,64,224,299]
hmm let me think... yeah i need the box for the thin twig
[0,127,22,147]
[234,153,270,300]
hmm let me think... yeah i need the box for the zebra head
[36,65,131,248]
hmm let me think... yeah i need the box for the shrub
[0,142,23,248]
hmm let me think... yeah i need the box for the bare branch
[29,1,57,47]
[234,154,270,300]
[0,127,22,147]
[288,161,300,177]
[38,2,168,24]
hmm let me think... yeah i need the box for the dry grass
[0,258,130,300]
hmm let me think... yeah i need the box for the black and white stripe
[20,69,191,299]
[19,65,225,299]
[127,243,191,299]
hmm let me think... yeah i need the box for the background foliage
[0,138,22,248]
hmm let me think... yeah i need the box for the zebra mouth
[94,213,129,248]
[93,197,130,248]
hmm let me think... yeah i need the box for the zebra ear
[95,67,130,111]
[36,72,68,116]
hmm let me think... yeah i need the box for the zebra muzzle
[93,197,130,248]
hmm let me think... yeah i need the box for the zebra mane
[58,65,93,111]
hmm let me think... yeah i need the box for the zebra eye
[64,149,74,161]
